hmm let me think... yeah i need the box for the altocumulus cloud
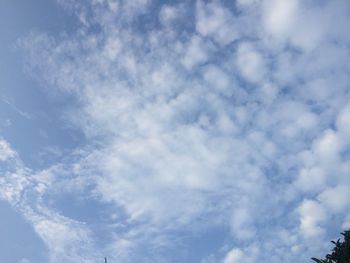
[1,0,350,262]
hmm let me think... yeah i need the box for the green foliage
[311,230,350,263]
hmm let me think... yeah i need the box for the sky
[0,0,350,262]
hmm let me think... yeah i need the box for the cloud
[262,0,350,51]
[294,167,327,193]
[236,0,259,9]
[298,199,327,239]
[313,129,342,163]
[223,245,259,263]
[0,138,16,161]
[159,3,186,27]
[1,96,32,119]
[182,35,213,69]
[0,139,98,263]
[196,0,237,45]
[223,248,244,263]
[262,0,300,39]
[230,207,255,240]
[202,64,232,95]
[317,185,350,213]
[9,0,350,262]
[27,210,97,263]
[336,102,350,139]
[235,42,267,83]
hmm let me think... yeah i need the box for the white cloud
[0,169,30,203]
[28,210,97,263]
[294,167,327,193]
[159,4,185,26]
[336,102,350,139]
[13,0,350,262]
[196,0,237,45]
[262,0,346,51]
[298,199,327,239]
[235,42,266,83]
[106,0,119,12]
[263,0,299,39]
[0,141,98,263]
[230,207,255,240]
[202,64,232,95]
[259,82,279,104]
[317,185,350,213]
[0,138,16,161]
[103,37,122,60]
[223,248,244,263]
[182,35,212,69]
[236,0,259,9]
[312,129,342,164]
[223,245,260,263]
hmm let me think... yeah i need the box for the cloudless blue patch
[0,200,48,263]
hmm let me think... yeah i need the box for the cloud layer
[1,0,350,262]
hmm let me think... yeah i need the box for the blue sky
[1,0,350,262]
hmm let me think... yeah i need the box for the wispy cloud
[0,137,16,161]
[0,141,99,262]
[1,96,32,119]
[2,0,349,262]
